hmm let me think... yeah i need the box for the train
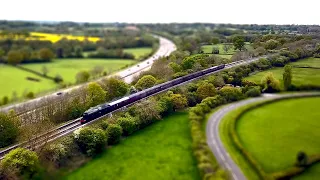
[80,64,226,124]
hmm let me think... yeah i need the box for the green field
[201,43,252,59]
[123,47,152,59]
[237,97,320,176]
[65,112,200,180]
[0,64,57,98]
[245,58,320,87]
[22,59,135,83]
[83,47,152,60]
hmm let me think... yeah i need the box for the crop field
[22,59,135,83]
[237,97,320,176]
[245,57,320,88]
[65,112,200,180]
[0,64,57,98]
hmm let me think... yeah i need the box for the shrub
[25,91,35,99]
[170,93,188,110]
[196,82,217,100]
[218,86,244,102]
[74,127,107,156]
[54,74,63,83]
[106,124,123,145]
[158,95,174,115]
[296,151,308,167]
[100,120,109,130]
[76,70,90,83]
[2,96,9,105]
[1,148,40,177]
[117,116,136,136]
[135,75,157,90]
[0,112,19,148]
[42,143,67,167]
[245,86,261,97]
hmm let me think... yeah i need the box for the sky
[0,0,319,25]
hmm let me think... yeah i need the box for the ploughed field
[244,57,320,88]
[236,97,320,179]
[65,112,200,180]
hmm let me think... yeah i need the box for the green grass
[0,64,57,98]
[293,164,320,180]
[237,97,320,174]
[65,112,200,180]
[83,47,153,60]
[245,58,320,87]
[22,59,135,83]
[123,47,153,59]
[201,43,252,59]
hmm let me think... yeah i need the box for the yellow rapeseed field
[28,32,100,43]
[0,32,100,43]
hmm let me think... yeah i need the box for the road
[0,35,176,113]
[206,92,320,180]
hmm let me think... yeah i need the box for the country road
[0,35,176,114]
[206,92,320,180]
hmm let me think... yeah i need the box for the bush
[74,127,107,156]
[76,70,90,83]
[1,148,40,177]
[25,91,35,99]
[2,96,9,105]
[117,116,136,136]
[245,86,261,97]
[218,86,244,102]
[135,75,157,90]
[54,74,63,83]
[42,143,67,167]
[106,124,123,145]
[158,95,174,115]
[170,93,188,110]
[296,151,308,167]
[0,112,19,148]
[196,82,217,100]
[261,72,281,93]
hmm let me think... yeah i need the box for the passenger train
[80,64,225,124]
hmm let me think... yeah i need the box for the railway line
[0,55,265,160]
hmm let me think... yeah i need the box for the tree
[54,74,63,83]
[102,77,129,101]
[218,86,244,102]
[39,48,54,61]
[264,39,280,50]
[25,91,35,99]
[86,82,106,108]
[211,37,220,45]
[245,86,261,97]
[74,46,83,57]
[7,50,23,65]
[1,148,40,177]
[42,66,49,76]
[283,65,292,90]
[170,94,188,110]
[133,99,161,127]
[212,47,219,54]
[106,124,123,145]
[74,127,107,156]
[296,151,308,167]
[90,65,104,78]
[2,96,9,105]
[196,82,217,100]
[233,36,245,51]
[261,73,281,93]
[135,75,157,90]
[76,70,90,83]
[0,112,19,148]
[223,44,232,53]
[181,56,196,70]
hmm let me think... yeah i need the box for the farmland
[201,43,252,59]
[22,59,135,83]
[244,57,320,88]
[65,112,200,180]
[237,97,320,176]
[0,64,57,98]
[123,47,153,59]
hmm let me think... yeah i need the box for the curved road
[206,92,320,180]
[0,35,176,113]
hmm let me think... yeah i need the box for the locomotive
[80,64,225,124]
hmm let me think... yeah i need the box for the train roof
[109,96,130,106]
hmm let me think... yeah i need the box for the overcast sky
[0,0,319,25]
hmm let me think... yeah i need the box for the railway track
[0,55,266,160]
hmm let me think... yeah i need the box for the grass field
[65,112,200,180]
[245,57,320,88]
[201,43,252,59]
[237,97,320,176]
[22,59,135,83]
[123,47,153,59]
[0,64,57,98]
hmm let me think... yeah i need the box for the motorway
[0,35,176,113]
[206,92,320,180]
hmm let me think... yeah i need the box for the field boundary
[226,93,320,179]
